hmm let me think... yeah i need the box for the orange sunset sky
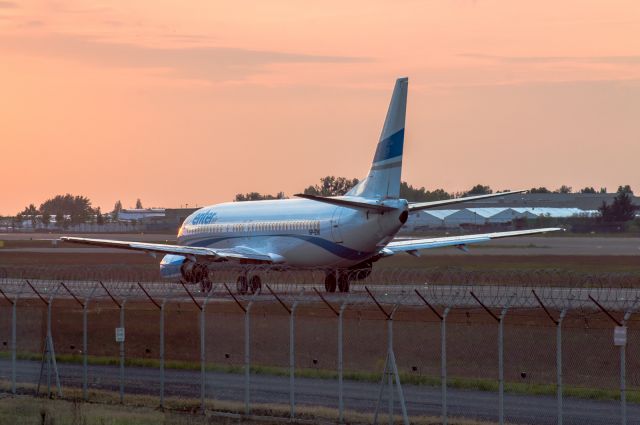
[1,1,640,215]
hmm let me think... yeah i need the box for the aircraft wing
[408,190,526,212]
[383,227,562,255]
[60,237,275,263]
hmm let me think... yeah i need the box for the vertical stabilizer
[347,77,408,199]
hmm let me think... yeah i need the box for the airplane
[62,77,561,294]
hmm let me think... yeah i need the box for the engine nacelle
[159,254,186,279]
[180,259,199,283]
[160,254,209,282]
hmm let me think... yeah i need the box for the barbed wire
[0,266,638,312]
[1,265,639,288]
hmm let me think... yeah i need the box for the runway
[2,235,640,255]
[1,359,635,425]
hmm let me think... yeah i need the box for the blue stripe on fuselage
[372,129,404,163]
[181,234,373,261]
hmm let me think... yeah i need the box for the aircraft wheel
[338,273,350,293]
[236,275,248,295]
[324,273,337,293]
[249,274,262,294]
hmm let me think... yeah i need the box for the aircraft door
[330,208,344,243]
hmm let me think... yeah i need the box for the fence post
[498,306,510,425]
[312,287,347,423]
[532,290,567,425]
[46,290,62,397]
[414,289,451,425]
[223,283,253,416]
[290,301,299,419]
[470,291,509,425]
[367,287,409,425]
[620,308,635,425]
[82,298,89,400]
[179,280,209,413]
[160,299,166,408]
[201,292,213,413]
[0,285,19,395]
[244,301,253,416]
[26,280,62,398]
[137,282,166,408]
[588,295,638,425]
[338,302,347,423]
[119,299,127,404]
[556,309,567,425]
[441,307,451,424]
[97,281,127,403]
[11,296,17,395]
[266,285,298,419]
[61,281,93,401]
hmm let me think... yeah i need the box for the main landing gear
[200,277,212,293]
[180,261,212,293]
[324,271,351,293]
[236,273,262,295]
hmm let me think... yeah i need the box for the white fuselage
[160,198,407,276]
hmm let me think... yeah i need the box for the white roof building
[405,209,456,230]
[404,207,600,230]
[118,208,166,221]
[512,207,598,218]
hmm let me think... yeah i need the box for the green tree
[235,192,287,201]
[617,185,633,195]
[55,212,64,228]
[96,207,104,225]
[556,185,572,194]
[580,187,597,194]
[113,200,123,213]
[464,184,492,196]
[38,194,93,225]
[303,176,359,196]
[399,182,451,202]
[599,186,638,222]
[530,187,551,194]
[41,212,51,227]
[135,198,143,209]
[599,187,607,194]
[19,204,39,228]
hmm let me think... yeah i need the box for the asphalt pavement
[1,359,637,425]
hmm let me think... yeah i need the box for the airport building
[404,206,601,231]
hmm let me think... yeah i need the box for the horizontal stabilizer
[294,194,396,212]
[408,190,526,212]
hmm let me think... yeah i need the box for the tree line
[234,177,636,204]
[8,180,638,228]
[14,195,145,228]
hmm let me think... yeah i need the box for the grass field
[1,350,637,403]
[0,386,499,425]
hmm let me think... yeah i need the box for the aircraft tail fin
[347,77,408,199]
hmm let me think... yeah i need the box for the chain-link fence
[0,274,639,425]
